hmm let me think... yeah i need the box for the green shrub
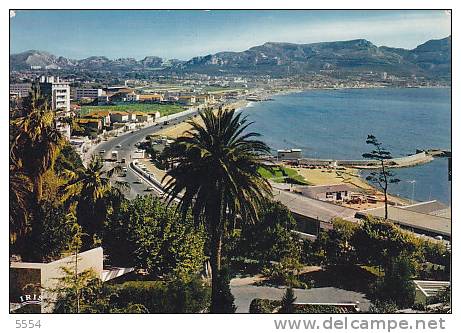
[264,256,309,289]
[249,299,358,314]
[369,300,399,313]
[111,276,211,313]
[249,299,279,313]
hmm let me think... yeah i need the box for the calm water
[241,88,451,204]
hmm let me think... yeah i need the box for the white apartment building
[39,76,71,112]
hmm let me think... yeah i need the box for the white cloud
[10,10,16,19]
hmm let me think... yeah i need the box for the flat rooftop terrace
[272,186,357,223]
[356,204,451,238]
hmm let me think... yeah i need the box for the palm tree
[9,161,33,245]
[10,84,64,202]
[162,108,272,313]
[63,155,129,242]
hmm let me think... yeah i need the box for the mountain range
[10,36,451,79]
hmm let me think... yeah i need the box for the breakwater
[275,150,450,169]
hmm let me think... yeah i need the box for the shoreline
[152,86,447,206]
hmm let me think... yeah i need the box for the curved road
[84,109,200,199]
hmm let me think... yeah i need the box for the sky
[10,10,451,60]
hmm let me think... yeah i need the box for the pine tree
[362,134,400,219]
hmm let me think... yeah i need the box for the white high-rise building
[39,76,71,112]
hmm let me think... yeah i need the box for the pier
[275,149,450,169]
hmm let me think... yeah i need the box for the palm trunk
[209,185,224,313]
[210,228,223,313]
[33,173,43,203]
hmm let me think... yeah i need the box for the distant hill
[10,36,451,79]
[9,51,183,71]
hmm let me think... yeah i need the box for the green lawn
[360,265,385,278]
[203,87,246,93]
[259,166,311,185]
[79,103,186,117]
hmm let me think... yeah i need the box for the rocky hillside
[10,36,451,79]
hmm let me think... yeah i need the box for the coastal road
[84,109,200,199]
[84,105,359,227]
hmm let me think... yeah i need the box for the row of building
[10,78,219,112]
[75,110,161,133]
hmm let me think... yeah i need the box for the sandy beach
[155,99,251,138]
[293,166,374,190]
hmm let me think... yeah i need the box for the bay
[241,88,451,204]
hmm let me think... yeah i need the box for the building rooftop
[272,187,357,223]
[76,118,100,124]
[84,110,111,117]
[300,184,356,197]
[413,280,450,297]
[138,94,162,98]
[356,204,451,237]
[402,200,451,219]
[278,148,302,153]
[110,111,130,116]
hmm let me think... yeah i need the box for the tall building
[39,76,71,112]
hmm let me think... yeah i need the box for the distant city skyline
[10,10,451,60]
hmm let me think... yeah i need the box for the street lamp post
[408,180,416,203]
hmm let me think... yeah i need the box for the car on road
[115,144,122,148]
[145,187,155,192]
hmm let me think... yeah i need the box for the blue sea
[241,88,451,204]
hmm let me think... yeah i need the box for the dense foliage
[249,298,358,314]
[237,200,300,265]
[104,195,206,279]
[370,255,417,308]
[109,277,211,313]
[9,86,86,261]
